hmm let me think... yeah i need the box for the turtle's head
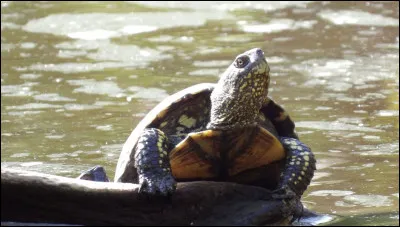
[207,48,270,130]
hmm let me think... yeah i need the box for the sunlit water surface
[1,1,398,226]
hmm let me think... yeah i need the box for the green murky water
[1,1,399,226]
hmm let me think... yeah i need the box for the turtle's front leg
[273,137,316,199]
[261,98,316,199]
[135,128,177,196]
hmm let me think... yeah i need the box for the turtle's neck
[206,48,270,130]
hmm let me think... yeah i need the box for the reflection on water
[1,1,398,225]
[318,10,399,26]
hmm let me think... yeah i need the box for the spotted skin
[279,137,316,197]
[207,49,271,130]
[134,128,176,195]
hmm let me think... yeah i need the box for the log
[1,168,306,226]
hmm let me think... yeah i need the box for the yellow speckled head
[207,48,270,130]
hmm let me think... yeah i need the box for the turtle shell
[115,83,215,182]
[114,83,284,187]
[170,126,285,180]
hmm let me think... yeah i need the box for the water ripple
[318,10,399,27]
[296,121,383,132]
[67,79,125,97]
[6,103,62,110]
[23,12,231,40]
[309,190,355,197]
[339,194,393,207]
[34,93,76,102]
[242,19,317,33]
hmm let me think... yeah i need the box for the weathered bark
[1,168,305,226]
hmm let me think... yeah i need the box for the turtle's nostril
[256,49,264,57]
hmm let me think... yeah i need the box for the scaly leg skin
[134,128,177,196]
[274,137,316,199]
[272,137,316,221]
[262,99,316,198]
[262,99,316,221]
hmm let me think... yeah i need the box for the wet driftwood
[1,168,305,226]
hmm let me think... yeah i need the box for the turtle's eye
[234,56,250,68]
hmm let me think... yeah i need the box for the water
[1,1,398,226]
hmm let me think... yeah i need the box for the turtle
[114,48,316,201]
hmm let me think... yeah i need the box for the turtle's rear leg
[135,128,177,196]
[78,165,110,182]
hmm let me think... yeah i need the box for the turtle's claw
[272,186,305,222]
[138,171,176,196]
[290,201,305,223]
[271,186,296,200]
[138,178,154,195]
[159,174,177,196]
